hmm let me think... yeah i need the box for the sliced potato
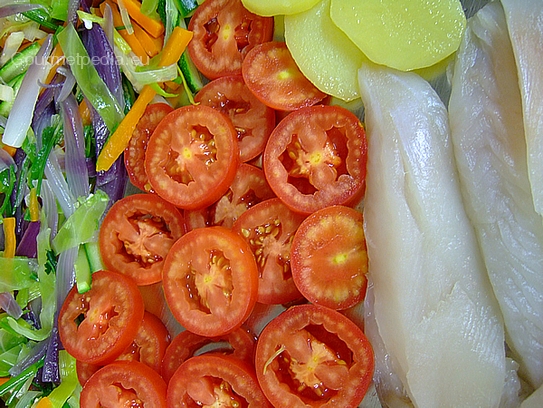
[330,0,466,71]
[241,0,321,16]
[284,0,368,101]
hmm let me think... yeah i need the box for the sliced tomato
[187,0,274,80]
[162,226,259,337]
[124,103,173,193]
[232,198,305,304]
[291,205,368,310]
[242,41,327,111]
[58,270,145,365]
[144,104,240,210]
[99,194,187,286]
[184,163,275,230]
[263,105,367,215]
[80,360,167,408]
[255,304,374,408]
[194,75,275,162]
[161,327,256,383]
[167,354,271,407]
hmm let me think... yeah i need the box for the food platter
[1,0,542,406]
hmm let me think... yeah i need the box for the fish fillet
[500,0,543,220]
[449,0,543,390]
[359,63,506,407]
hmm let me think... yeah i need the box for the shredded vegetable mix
[0,0,538,407]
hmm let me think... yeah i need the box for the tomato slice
[76,311,171,385]
[184,163,275,230]
[58,270,145,365]
[99,194,187,286]
[162,226,259,337]
[232,198,305,304]
[187,0,274,80]
[242,41,327,111]
[167,354,271,407]
[161,327,256,383]
[80,360,167,408]
[291,205,368,310]
[124,103,173,193]
[263,105,367,214]
[255,304,374,407]
[194,75,276,162]
[144,104,240,210]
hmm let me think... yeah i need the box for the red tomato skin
[81,360,167,408]
[290,205,368,310]
[187,0,274,80]
[124,103,173,192]
[99,193,187,286]
[232,197,306,305]
[263,105,368,215]
[167,354,271,407]
[184,163,275,231]
[58,270,145,366]
[161,326,256,383]
[242,41,327,111]
[194,75,275,162]
[144,104,240,210]
[162,226,259,337]
[77,311,171,385]
[255,304,374,408]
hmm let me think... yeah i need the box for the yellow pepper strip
[29,187,40,222]
[96,26,193,172]
[35,397,53,408]
[3,217,16,258]
[113,0,164,38]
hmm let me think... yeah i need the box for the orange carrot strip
[102,1,149,64]
[44,43,65,85]
[96,26,193,172]
[2,144,17,157]
[132,20,163,58]
[3,217,16,258]
[113,0,164,38]
[79,99,92,126]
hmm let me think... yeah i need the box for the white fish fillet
[500,0,543,219]
[359,64,506,408]
[449,1,543,390]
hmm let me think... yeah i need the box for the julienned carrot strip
[79,99,92,126]
[2,144,17,157]
[96,26,193,172]
[44,43,65,85]
[132,20,163,58]
[3,217,16,258]
[113,0,164,38]
[102,1,149,64]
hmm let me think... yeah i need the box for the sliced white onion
[1,35,53,148]
[0,83,13,102]
[117,0,134,35]
[0,30,25,66]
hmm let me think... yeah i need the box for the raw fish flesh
[449,0,543,391]
[359,63,506,407]
[500,0,543,220]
